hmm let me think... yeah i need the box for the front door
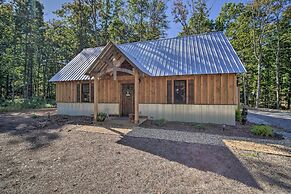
[121,83,134,116]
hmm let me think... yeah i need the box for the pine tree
[172,0,190,36]
[250,0,273,108]
[0,2,14,99]
[188,0,212,34]
[147,0,168,39]
[172,0,213,36]
[108,0,127,43]
[127,0,149,41]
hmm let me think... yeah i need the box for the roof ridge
[118,31,224,46]
[83,31,224,50]
[82,46,105,51]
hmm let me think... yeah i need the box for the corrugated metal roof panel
[49,47,103,82]
[117,32,245,76]
[50,32,245,82]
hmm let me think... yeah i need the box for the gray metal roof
[50,32,245,82]
[49,47,103,82]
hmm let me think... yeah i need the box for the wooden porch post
[134,69,139,124]
[94,76,99,122]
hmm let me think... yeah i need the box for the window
[81,83,90,102]
[77,83,80,102]
[174,80,186,104]
[167,80,172,104]
[188,79,194,104]
[91,83,94,102]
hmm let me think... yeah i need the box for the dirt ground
[0,109,290,194]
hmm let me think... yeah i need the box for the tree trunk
[255,46,262,109]
[275,28,280,109]
[288,72,291,110]
[243,74,247,106]
[6,74,9,98]
[90,0,99,45]
[27,45,33,98]
[12,29,17,102]
[24,33,28,99]
[43,61,47,99]
[78,0,84,51]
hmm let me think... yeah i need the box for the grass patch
[154,118,166,127]
[191,123,205,129]
[0,98,56,112]
[240,152,258,158]
[251,125,273,137]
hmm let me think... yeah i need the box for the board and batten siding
[139,74,238,105]
[56,74,238,105]
[55,74,238,125]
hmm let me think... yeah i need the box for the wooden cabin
[50,32,246,125]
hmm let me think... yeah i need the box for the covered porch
[86,42,144,124]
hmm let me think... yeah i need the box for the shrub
[251,125,273,137]
[235,108,242,122]
[31,114,38,119]
[0,98,55,112]
[96,112,108,122]
[44,103,54,108]
[154,118,166,127]
[191,123,205,129]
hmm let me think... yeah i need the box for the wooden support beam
[113,56,125,67]
[97,67,134,77]
[134,69,139,124]
[117,68,134,75]
[113,66,117,80]
[94,76,99,122]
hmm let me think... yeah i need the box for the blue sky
[42,0,248,38]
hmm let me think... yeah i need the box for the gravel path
[128,127,291,147]
[248,110,291,132]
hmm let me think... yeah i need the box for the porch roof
[49,32,246,82]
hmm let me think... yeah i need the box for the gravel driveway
[0,110,291,193]
[248,109,291,133]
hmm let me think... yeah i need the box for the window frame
[81,82,90,103]
[174,80,187,104]
[77,83,81,102]
[90,82,94,103]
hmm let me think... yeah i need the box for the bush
[96,112,108,122]
[191,123,205,129]
[44,103,54,108]
[31,114,38,119]
[0,98,56,112]
[235,108,242,122]
[251,125,273,137]
[154,118,166,127]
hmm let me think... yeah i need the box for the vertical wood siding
[56,74,238,105]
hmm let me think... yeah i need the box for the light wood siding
[56,81,78,103]
[56,74,238,105]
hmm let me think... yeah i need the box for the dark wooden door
[121,83,134,116]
